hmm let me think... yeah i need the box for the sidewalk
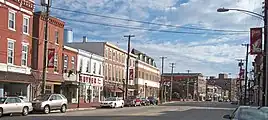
[67,102,100,112]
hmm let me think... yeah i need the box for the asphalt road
[0,101,238,120]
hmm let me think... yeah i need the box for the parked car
[147,96,158,105]
[32,94,68,114]
[124,96,141,107]
[100,97,124,108]
[0,97,33,117]
[223,106,268,120]
[140,98,150,106]
[231,101,238,105]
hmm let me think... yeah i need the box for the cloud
[45,0,261,76]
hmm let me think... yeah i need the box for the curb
[67,107,96,112]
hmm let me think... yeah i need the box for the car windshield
[0,98,7,104]
[34,94,51,101]
[105,97,116,101]
[233,107,268,120]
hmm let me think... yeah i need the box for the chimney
[83,36,87,43]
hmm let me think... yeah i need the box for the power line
[35,4,249,33]
[57,17,248,35]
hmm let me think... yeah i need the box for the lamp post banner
[47,48,55,68]
[250,28,262,55]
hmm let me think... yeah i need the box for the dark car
[147,96,158,105]
[124,96,141,107]
[140,98,150,106]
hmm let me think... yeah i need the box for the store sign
[47,49,55,68]
[250,28,262,55]
[129,69,134,80]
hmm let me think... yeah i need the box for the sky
[36,0,263,78]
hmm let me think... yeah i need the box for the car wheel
[121,103,124,108]
[22,107,29,116]
[0,108,3,117]
[60,105,67,113]
[114,103,116,108]
[43,105,50,114]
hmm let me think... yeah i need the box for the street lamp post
[217,6,268,106]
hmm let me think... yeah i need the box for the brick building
[162,73,206,101]
[131,49,160,98]
[62,45,78,103]
[0,0,34,101]
[207,74,238,101]
[32,12,65,97]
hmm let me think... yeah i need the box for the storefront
[32,71,64,98]
[0,71,34,101]
[90,76,103,102]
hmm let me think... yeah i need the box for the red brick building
[0,0,34,100]
[62,45,78,103]
[162,73,206,101]
[32,12,65,97]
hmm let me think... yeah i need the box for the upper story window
[7,40,15,64]
[21,44,28,66]
[93,62,96,74]
[109,49,112,59]
[63,55,68,71]
[79,59,83,72]
[23,16,30,34]
[8,10,16,30]
[99,64,102,75]
[71,56,75,70]
[105,48,108,58]
[55,30,59,44]
[54,53,58,72]
[86,60,90,73]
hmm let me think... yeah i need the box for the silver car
[0,97,33,117]
[32,94,68,114]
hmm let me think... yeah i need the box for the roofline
[64,45,78,53]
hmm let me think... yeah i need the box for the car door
[14,98,24,113]
[4,98,18,113]
[49,95,58,110]
[55,94,63,109]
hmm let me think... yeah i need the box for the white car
[100,97,124,108]
[0,97,33,117]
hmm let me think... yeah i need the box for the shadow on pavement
[0,108,233,120]
[159,102,238,108]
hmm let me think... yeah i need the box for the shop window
[45,85,52,94]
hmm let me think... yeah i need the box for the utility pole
[169,63,175,101]
[160,57,167,104]
[242,44,249,105]
[186,70,191,101]
[41,0,51,95]
[124,35,135,100]
[263,0,268,107]
[237,59,245,105]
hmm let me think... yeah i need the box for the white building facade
[77,49,104,103]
